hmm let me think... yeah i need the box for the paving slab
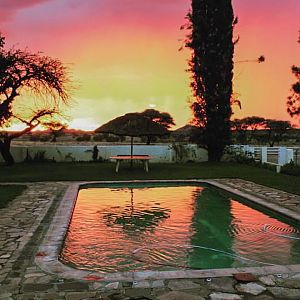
[1,179,300,299]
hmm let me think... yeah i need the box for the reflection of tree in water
[188,187,234,269]
[287,224,300,264]
[103,188,170,234]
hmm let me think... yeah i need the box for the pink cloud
[0,0,51,22]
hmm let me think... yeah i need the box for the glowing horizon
[1,0,299,131]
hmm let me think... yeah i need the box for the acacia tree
[264,119,292,147]
[43,121,67,142]
[230,118,248,144]
[140,109,175,129]
[240,116,266,143]
[287,33,300,120]
[185,0,235,161]
[140,109,175,144]
[0,34,71,165]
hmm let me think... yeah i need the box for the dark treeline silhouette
[231,116,293,146]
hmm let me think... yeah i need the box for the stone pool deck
[1,179,300,300]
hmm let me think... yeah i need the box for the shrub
[39,135,51,142]
[76,134,91,142]
[106,135,119,142]
[29,134,40,141]
[224,146,258,165]
[281,161,300,176]
[171,143,189,163]
[93,134,104,142]
[24,150,55,163]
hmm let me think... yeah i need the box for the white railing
[236,145,297,173]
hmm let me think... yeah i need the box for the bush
[76,134,91,142]
[24,150,55,163]
[281,161,300,176]
[29,134,40,141]
[93,134,104,142]
[39,135,51,142]
[106,135,119,142]
[224,146,258,166]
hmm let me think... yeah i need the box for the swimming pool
[59,182,300,273]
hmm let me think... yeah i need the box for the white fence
[2,144,298,170]
[1,144,208,163]
[236,145,297,172]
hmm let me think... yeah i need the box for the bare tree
[0,34,71,165]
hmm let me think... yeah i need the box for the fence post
[286,149,294,164]
[261,147,267,163]
[278,147,294,166]
[246,146,255,157]
[278,147,286,166]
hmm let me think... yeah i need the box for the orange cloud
[1,0,299,130]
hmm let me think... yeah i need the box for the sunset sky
[1,0,299,130]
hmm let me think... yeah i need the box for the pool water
[60,184,300,272]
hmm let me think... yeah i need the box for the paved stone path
[216,179,300,215]
[1,179,300,299]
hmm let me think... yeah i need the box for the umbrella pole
[130,136,133,167]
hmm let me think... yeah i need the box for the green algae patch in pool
[59,184,300,273]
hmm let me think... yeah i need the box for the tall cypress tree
[186,0,235,161]
[287,33,300,120]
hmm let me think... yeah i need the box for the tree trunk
[146,136,152,145]
[207,143,224,162]
[0,138,15,165]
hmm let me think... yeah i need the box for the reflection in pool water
[60,184,300,272]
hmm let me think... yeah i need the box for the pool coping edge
[35,179,300,282]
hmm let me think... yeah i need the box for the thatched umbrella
[95,113,169,159]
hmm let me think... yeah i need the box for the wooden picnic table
[110,155,152,173]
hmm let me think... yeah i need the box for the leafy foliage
[231,116,266,144]
[76,134,91,142]
[281,161,300,177]
[43,121,67,142]
[287,65,300,118]
[225,146,258,165]
[185,0,235,161]
[264,119,292,147]
[139,109,175,144]
[287,32,300,120]
[139,109,175,129]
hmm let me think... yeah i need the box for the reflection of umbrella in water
[95,113,169,164]
[103,188,170,234]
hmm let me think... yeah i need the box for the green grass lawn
[0,185,27,208]
[0,161,299,195]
